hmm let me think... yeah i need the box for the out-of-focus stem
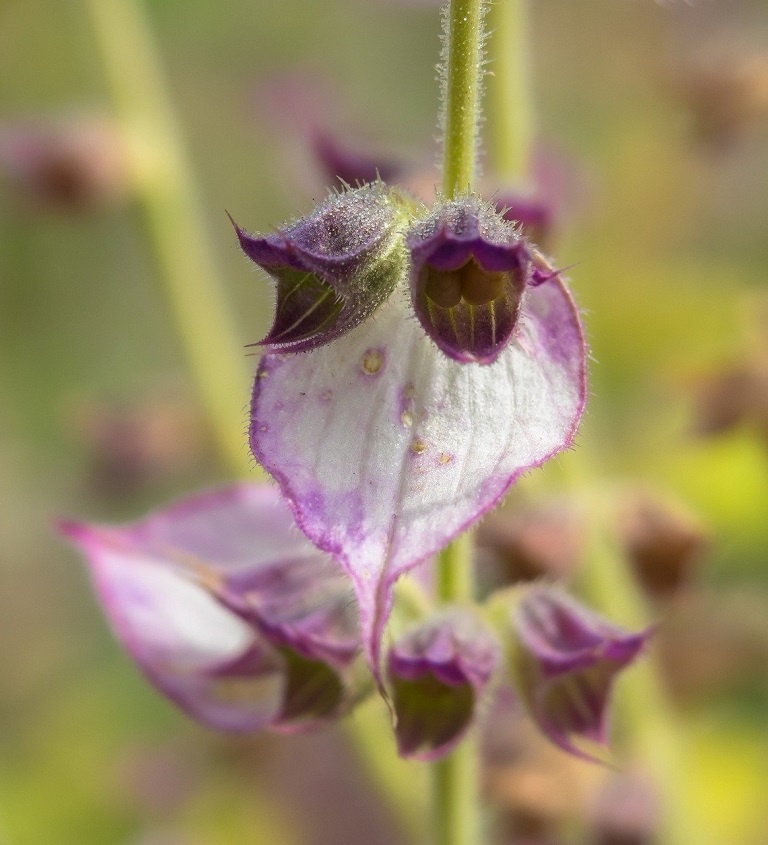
[441,0,487,197]
[578,493,714,845]
[84,0,254,477]
[433,533,478,845]
[487,0,534,183]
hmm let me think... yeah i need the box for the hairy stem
[435,0,488,839]
[441,0,487,197]
[84,0,254,476]
[487,0,534,183]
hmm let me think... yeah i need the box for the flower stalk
[433,0,487,838]
[441,0,488,197]
[84,0,253,476]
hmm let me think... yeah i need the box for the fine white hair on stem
[436,0,491,189]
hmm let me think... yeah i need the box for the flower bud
[232,183,409,352]
[508,586,649,758]
[388,609,498,760]
[407,195,533,364]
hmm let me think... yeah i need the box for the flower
[508,586,649,758]
[60,484,364,733]
[240,184,587,673]
[388,608,498,760]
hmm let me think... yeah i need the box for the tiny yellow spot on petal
[404,383,416,399]
[362,349,383,375]
[401,410,413,428]
[439,453,453,464]
[411,439,427,454]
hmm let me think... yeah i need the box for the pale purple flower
[509,586,649,758]
[60,484,362,733]
[241,186,587,673]
[388,609,498,760]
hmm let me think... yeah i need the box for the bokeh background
[2,0,768,843]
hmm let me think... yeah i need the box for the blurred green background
[2,0,768,843]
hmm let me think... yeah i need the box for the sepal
[407,195,533,364]
[232,183,409,352]
[388,608,499,760]
[507,586,649,758]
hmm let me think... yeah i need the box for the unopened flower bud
[508,587,649,758]
[232,183,409,352]
[407,195,533,364]
[388,608,498,760]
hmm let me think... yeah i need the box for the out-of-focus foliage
[2,0,768,842]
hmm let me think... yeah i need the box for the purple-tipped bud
[509,587,649,758]
[232,183,409,352]
[60,485,364,734]
[388,609,499,760]
[407,195,534,364]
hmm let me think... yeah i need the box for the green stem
[437,531,474,604]
[441,0,487,197]
[434,0,488,838]
[432,734,478,845]
[487,0,534,183]
[84,0,255,477]
[433,533,478,845]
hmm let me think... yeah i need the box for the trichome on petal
[232,183,411,352]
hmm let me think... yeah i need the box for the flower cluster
[242,184,587,671]
[62,180,649,761]
[62,483,649,759]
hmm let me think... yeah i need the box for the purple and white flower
[60,484,363,734]
[237,184,587,673]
